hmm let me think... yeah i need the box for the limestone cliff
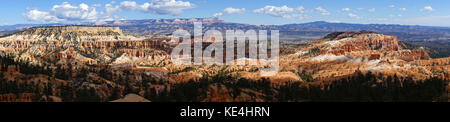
[282,31,447,80]
[0,26,170,67]
[0,25,142,43]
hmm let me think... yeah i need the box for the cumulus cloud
[389,5,395,8]
[253,5,295,17]
[24,0,196,23]
[105,0,196,16]
[212,7,245,17]
[295,6,306,13]
[399,8,406,11]
[341,8,350,12]
[24,2,105,23]
[315,7,330,15]
[51,3,100,21]
[368,8,376,12]
[223,7,246,14]
[24,9,59,23]
[253,5,310,19]
[213,12,223,17]
[421,6,433,11]
[348,13,360,19]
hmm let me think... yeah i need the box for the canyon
[0,26,448,102]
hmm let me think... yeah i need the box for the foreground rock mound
[111,94,151,102]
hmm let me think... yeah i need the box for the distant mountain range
[1,18,450,44]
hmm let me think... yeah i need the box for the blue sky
[0,0,449,26]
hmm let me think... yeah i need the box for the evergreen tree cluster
[278,72,449,102]
[0,54,448,102]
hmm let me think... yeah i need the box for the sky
[0,0,449,26]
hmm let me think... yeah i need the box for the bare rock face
[0,27,447,102]
[0,26,170,66]
[0,26,143,43]
[316,31,401,54]
[111,94,150,102]
[306,31,429,61]
[283,31,447,80]
[397,49,430,61]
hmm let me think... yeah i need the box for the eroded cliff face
[0,26,144,43]
[0,26,170,66]
[282,31,447,80]
[0,28,448,102]
[1,28,446,82]
[0,26,176,101]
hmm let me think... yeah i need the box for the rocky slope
[0,26,142,42]
[0,27,448,102]
[281,31,448,80]
[0,26,170,66]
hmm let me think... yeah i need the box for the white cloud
[213,7,245,17]
[24,0,196,23]
[213,12,223,17]
[51,2,100,21]
[399,8,406,11]
[315,7,330,15]
[389,5,395,8]
[119,1,139,10]
[24,2,104,23]
[105,2,121,14]
[105,0,196,16]
[368,8,376,12]
[141,0,195,15]
[253,5,310,19]
[348,13,360,19]
[253,5,295,17]
[421,6,433,12]
[24,9,60,23]
[356,8,364,11]
[341,8,350,12]
[296,6,305,13]
[223,7,246,14]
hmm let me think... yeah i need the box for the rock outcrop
[283,31,446,80]
[0,26,171,66]
[0,26,143,43]
[111,94,150,102]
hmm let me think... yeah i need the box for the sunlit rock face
[0,26,170,66]
[0,27,448,101]
[282,31,447,80]
[0,26,143,42]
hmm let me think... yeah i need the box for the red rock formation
[16,93,35,102]
[369,54,381,60]
[328,50,346,56]
[0,94,16,102]
[398,50,430,61]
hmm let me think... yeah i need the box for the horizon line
[1,18,450,28]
